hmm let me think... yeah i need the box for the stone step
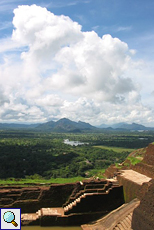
[114,226,121,230]
[64,207,68,212]
[125,215,131,225]
[120,220,128,229]
[123,216,131,228]
[68,204,72,209]
[72,201,76,206]
[119,224,125,230]
[36,209,41,217]
[76,198,80,202]
[81,194,85,198]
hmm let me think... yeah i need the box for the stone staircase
[113,213,133,230]
[20,179,125,226]
[81,198,140,230]
[63,181,118,214]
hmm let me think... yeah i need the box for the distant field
[93,145,136,153]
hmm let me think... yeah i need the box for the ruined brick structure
[132,143,154,179]
[132,179,154,230]
[131,143,154,230]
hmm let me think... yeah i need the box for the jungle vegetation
[0,130,153,182]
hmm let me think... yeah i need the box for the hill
[113,122,147,130]
[36,118,97,132]
[99,122,154,131]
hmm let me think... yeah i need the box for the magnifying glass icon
[3,211,18,227]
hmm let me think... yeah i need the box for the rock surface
[132,143,154,178]
[132,179,154,230]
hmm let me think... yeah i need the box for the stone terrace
[21,180,124,226]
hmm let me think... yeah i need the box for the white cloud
[12,5,82,47]
[0,4,153,125]
[45,32,135,102]
[116,26,132,32]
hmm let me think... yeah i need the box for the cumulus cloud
[0,89,9,106]
[12,5,82,57]
[11,5,135,101]
[0,4,153,125]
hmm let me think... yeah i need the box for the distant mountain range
[0,123,39,129]
[0,118,154,132]
[98,122,151,131]
[36,118,97,132]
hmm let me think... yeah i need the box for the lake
[63,139,88,146]
[22,227,82,230]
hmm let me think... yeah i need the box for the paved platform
[21,213,38,221]
[119,170,152,185]
[41,207,64,216]
[21,207,64,223]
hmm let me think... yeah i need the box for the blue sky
[0,0,154,126]
[1,0,154,55]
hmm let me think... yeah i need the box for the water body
[22,227,82,230]
[64,139,88,146]
[138,137,148,140]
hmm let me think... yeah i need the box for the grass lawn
[0,177,85,186]
[93,145,136,153]
[85,168,106,178]
[127,156,142,165]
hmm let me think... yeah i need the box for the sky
[0,0,154,126]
